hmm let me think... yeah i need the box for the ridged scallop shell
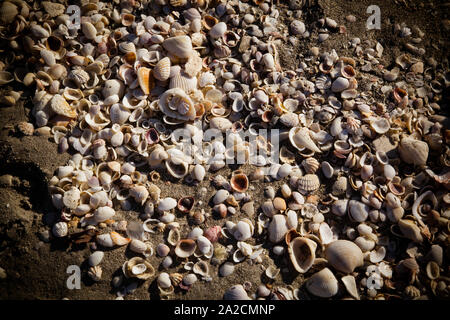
[158,88,196,121]
[297,174,320,192]
[324,240,364,274]
[153,57,171,81]
[302,157,320,174]
[306,268,339,298]
[288,237,317,273]
[169,71,197,93]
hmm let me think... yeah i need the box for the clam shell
[213,189,230,205]
[96,233,114,247]
[157,272,172,289]
[302,158,320,174]
[341,275,360,300]
[306,268,339,298]
[398,219,423,243]
[398,136,429,166]
[324,240,364,274]
[348,200,369,222]
[174,239,197,258]
[268,215,289,243]
[219,262,235,277]
[88,251,104,267]
[93,206,115,223]
[223,285,251,300]
[159,88,196,121]
[331,77,350,93]
[288,237,317,273]
[158,197,177,211]
[209,22,227,39]
[0,1,18,24]
[50,94,77,118]
[169,71,197,93]
[163,36,193,59]
[129,239,148,254]
[230,173,249,193]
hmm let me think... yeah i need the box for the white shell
[223,284,251,300]
[306,268,339,298]
[88,251,104,267]
[219,262,235,277]
[348,200,369,222]
[52,222,68,237]
[94,206,115,223]
[288,237,317,273]
[209,22,227,38]
[158,197,177,211]
[182,273,198,286]
[289,127,321,153]
[96,233,114,247]
[233,221,253,241]
[157,272,172,289]
[268,215,289,243]
[213,189,229,204]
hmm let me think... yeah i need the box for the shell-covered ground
[0,0,449,300]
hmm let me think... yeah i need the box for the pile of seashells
[0,0,449,300]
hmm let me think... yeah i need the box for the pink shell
[204,226,222,243]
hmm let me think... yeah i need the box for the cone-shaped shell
[306,268,339,298]
[288,237,317,273]
[324,240,364,274]
[289,127,321,153]
[137,67,152,95]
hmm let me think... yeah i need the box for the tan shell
[324,240,364,274]
[398,136,429,166]
[306,268,339,298]
[50,94,77,118]
[137,67,152,95]
[297,174,320,192]
[398,219,423,243]
[158,88,196,121]
[0,1,18,25]
[341,275,360,300]
[302,157,320,174]
[153,57,171,81]
[174,239,197,258]
[289,127,321,153]
[169,71,198,93]
[288,237,317,273]
[122,257,155,280]
[163,36,193,59]
[230,173,249,193]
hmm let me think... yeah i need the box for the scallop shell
[302,157,320,174]
[306,268,339,298]
[153,57,171,81]
[289,127,321,153]
[324,240,364,274]
[288,237,317,273]
[297,174,320,192]
[169,71,197,93]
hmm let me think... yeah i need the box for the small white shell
[268,215,289,243]
[306,268,339,298]
[88,251,104,267]
[213,189,230,204]
[52,222,68,237]
[219,262,235,277]
[158,197,177,211]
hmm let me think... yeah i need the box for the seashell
[297,174,320,193]
[88,251,104,267]
[123,257,155,280]
[50,94,77,118]
[426,245,443,266]
[370,118,390,134]
[0,1,18,25]
[348,200,369,222]
[156,243,171,257]
[166,158,189,179]
[182,273,198,286]
[273,197,286,211]
[268,215,289,243]
[306,268,339,298]
[213,189,230,205]
[159,88,196,121]
[158,272,172,289]
[52,222,68,238]
[341,275,360,300]
[129,239,149,254]
[398,136,429,166]
[302,158,320,174]
[279,112,299,127]
[324,240,364,274]
[174,239,197,258]
[219,262,235,277]
[398,219,423,243]
[288,237,317,273]
[96,233,114,248]
[210,117,232,132]
[193,164,206,181]
[158,197,177,212]
[81,22,97,40]
[170,71,197,93]
[354,236,375,252]
[163,36,193,59]
[331,77,350,93]
[153,57,171,81]
[129,185,149,205]
[177,197,195,213]
[223,285,251,300]
[88,266,102,282]
[289,127,321,153]
[230,173,249,193]
[193,261,209,277]
[204,226,222,243]
[233,220,253,241]
[103,79,125,98]
[137,67,152,95]
[426,261,440,280]
[209,22,227,39]
[110,231,131,246]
